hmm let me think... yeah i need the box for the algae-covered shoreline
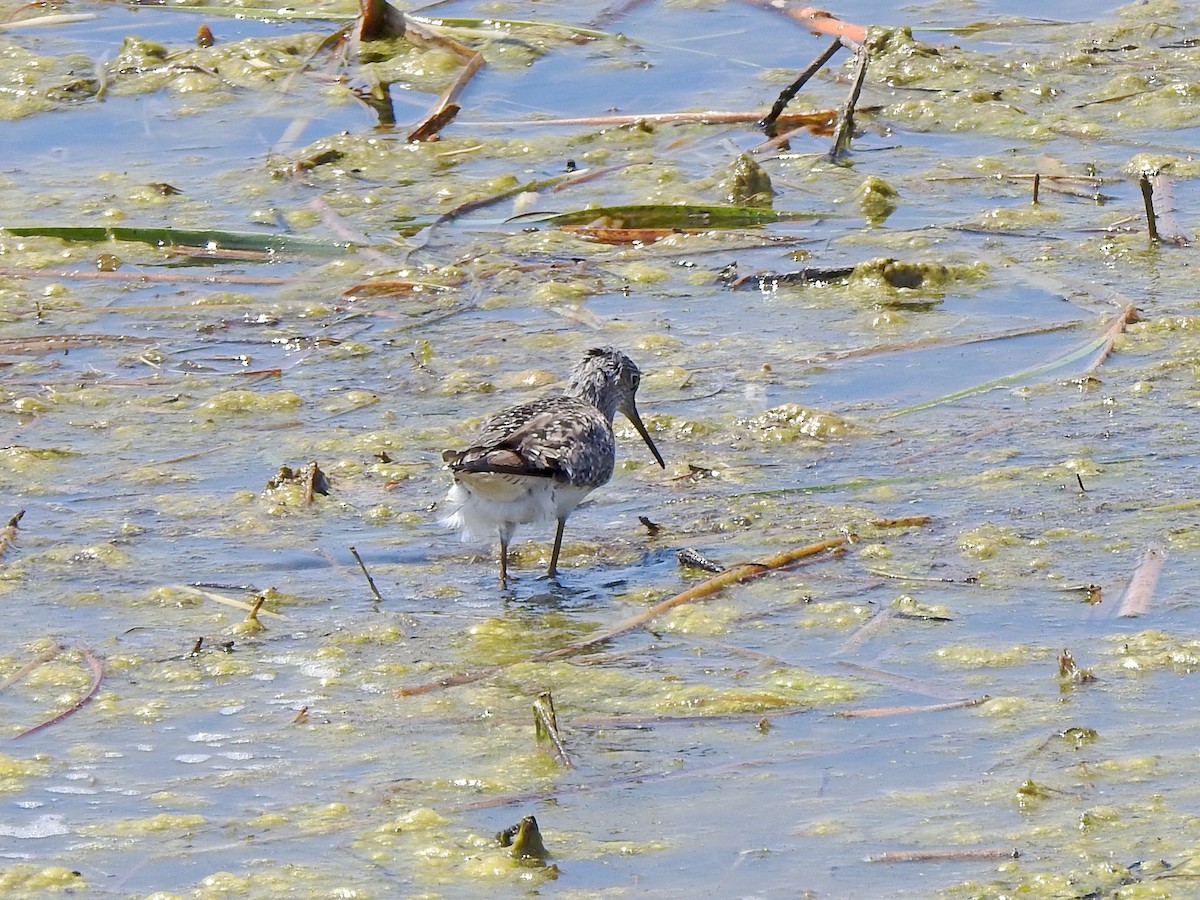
[2,0,1200,896]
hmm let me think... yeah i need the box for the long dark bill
[623,402,665,468]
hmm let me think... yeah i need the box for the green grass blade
[3,226,351,256]
[535,205,821,229]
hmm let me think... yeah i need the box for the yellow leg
[499,532,509,589]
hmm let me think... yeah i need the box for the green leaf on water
[534,204,821,229]
[2,225,351,256]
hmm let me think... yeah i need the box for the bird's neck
[564,372,618,422]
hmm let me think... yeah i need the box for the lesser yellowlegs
[441,347,665,587]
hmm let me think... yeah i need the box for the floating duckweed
[101,812,207,836]
[198,389,304,414]
[11,397,50,414]
[854,176,899,225]
[800,600,872,630]
[615,261,670,284]
[438,370,495,395]
[1107,630,1200,673]
[934,644,1048,667]
[661,601,742,635]
[957,522,1023,560]
[738,403,853,442]
[634,333,683,352]
[198,872,251,892]
[0,866,85,894]
[0,754,46,793]
[723,153,774,206]
[890,594,951,619]
[975,696,1031,717]
[1016,778,1052,810]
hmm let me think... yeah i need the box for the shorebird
[441,347,665,587]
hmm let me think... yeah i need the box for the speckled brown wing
[446,396,617,488]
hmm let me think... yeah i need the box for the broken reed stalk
[740,0,867,44]
[12,647,104,740]
[398,517,930,696]
[0,509,24,561]
[836,695,991,718]
[828,42,870,161]
[1117,544,1166,617]
[1032,172,1040,204]
[405,17,483,141]
[759,37,843,133]
[350,545,386,603]
[1139,173,1158,242]
[1083,303,1137,373]
[532,691,574,767]
[867,847,1019,863]
[0,643,62,693]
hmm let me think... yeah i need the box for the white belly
[441,473,596,543]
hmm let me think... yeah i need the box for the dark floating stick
[1139,172,1158,242]
[350,546,386,603]
[759,37,843,134]
[1032,172,1041,204]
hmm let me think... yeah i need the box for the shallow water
[3,0,1200,896]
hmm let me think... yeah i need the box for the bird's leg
[499,530,510,589]
[547,518,566,578]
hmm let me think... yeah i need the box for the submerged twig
[759,37,843,134]
[350,545,386,603]
[1117,544,1166,618]
[828,42,870,161]
[399,517,930,696]
[532,691,573,768]
[12,647,104,740]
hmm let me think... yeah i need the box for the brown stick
[1117,544,1166,617]
[478,109,837,129]
[405,19,484,142]
[398,517,930,696]
[740,0,867,44]
[350,545,386,603]
[12,647,104,740]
